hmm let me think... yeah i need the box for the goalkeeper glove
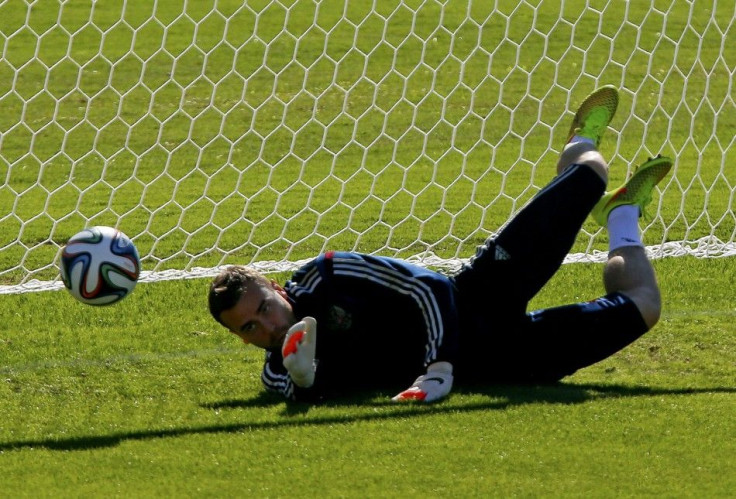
[391,361,453,403]
[281,316,318,388]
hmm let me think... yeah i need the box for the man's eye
[243,323,256,333]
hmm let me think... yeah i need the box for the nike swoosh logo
[425,376,445,384]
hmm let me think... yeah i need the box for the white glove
[281,316,318,388]
[392,361,453,403]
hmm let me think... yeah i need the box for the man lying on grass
[208,86,671,403]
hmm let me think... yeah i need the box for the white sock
[607,204,642,251]
[569,135,595,145]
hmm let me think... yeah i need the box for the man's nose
[262,317,278,333]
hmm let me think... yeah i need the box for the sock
[568,135,596,145]
[607,204,642,251]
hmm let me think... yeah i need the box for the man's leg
[594,155,672,328]
[453,86,618,307]
[604,247,661,328]
[485,165,604,305]
[506,155,673,382]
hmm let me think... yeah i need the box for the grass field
[1,0,735,497]
[1,257,734,496]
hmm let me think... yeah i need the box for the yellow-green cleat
[591,154,673,227]
[566,85,619,147]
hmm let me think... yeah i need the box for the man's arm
[281,317,317,388]
[327,253,461,368]
[281,252,462,403]
[261,352,297,400]
[260,317,321,402]
[327,253,461,403]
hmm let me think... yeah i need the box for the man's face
[219,280,297,350]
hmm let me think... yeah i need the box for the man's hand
[281,316,318,388]
[392,361,453,403]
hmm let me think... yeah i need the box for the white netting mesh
[1,0,735,294]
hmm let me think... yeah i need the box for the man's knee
[622,287,662,330]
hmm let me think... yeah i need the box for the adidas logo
[495,245,510,261]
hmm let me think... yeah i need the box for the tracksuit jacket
[260,251,460,401]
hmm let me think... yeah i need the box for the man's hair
[208,265,271,327]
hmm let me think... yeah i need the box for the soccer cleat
[591,154,673,226]
[566,85,619,147]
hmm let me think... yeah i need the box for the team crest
[327,305,352,331]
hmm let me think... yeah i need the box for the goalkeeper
[208,86,672,403]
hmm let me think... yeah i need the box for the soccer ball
[60,226,141,306]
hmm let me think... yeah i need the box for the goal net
[1,0,734,293]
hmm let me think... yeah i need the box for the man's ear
[271,280,287,298]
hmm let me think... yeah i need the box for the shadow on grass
[2,383,733,452]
